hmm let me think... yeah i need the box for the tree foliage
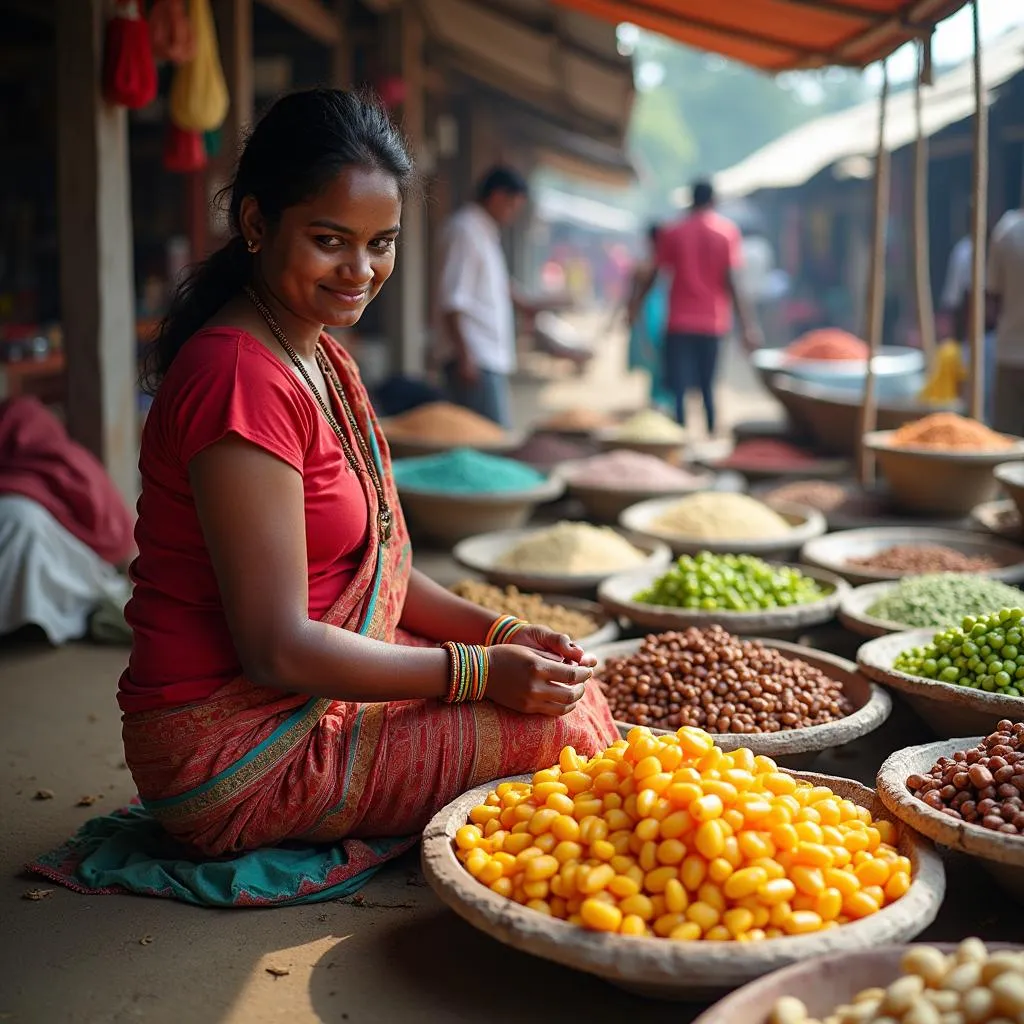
[627,33,869,215]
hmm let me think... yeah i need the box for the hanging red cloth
[163,122,207,173]
[150,0,195,64]
[103,0,158,110]
[0,397,135,565]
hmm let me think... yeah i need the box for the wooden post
[858,61,890,488]
[968,0,988,421]
[379,3,427,377]
[331,0,353,89]
[55,0,138,504]
[913,40,936,371]
[210,0,254,243]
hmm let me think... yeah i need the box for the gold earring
[246,239,258,253]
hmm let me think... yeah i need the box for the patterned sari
[122,338,618,858]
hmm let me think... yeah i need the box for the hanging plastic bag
[150,0,195,65]
[168,0,229,133]
[103,0,158,110]
[163,122,207,173]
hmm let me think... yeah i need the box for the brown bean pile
[907,720,1024,835]
[449,580,598,640]
[597,626,852,733]
[848,544,999,573]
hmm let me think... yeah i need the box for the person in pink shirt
[630,181,762,433]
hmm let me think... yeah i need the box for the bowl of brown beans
[877,727,1024,901]
[590,629,891,769]
[800,527,1024,587]
[857,629,1024,737]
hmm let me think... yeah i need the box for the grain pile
[495,522,648,575]
[889,413,1015,451]
[449,580,598,639]
[385,402,508,445]
[562,450,705,489]
[650,492,794,541]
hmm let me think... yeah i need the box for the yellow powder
[651,492,793,540]
[496,521,648,574]
[613,409,686,442]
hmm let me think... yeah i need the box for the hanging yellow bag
[168,0,228,133]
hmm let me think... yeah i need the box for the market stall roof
[715,24,1024,197]
[549,0,970,71]
[421,0,634,144]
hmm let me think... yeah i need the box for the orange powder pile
[889,413,1014,451]
[784,329,869,362]
[385,402,508,445]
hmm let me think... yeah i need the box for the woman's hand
[507,625,598,668]
[486,645,592,717]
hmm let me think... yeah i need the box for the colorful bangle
[442,641,489,704]
[485,613,528,647]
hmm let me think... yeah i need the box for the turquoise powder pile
[392,448,546,494]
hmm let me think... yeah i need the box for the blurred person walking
[630,181,761,434]
[626,224,672,412]
[988,204,1024,434]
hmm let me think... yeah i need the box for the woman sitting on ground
[123,89,617,857]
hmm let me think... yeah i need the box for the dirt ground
[8,337,933,1023]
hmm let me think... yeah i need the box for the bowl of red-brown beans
[877,723,1024,901]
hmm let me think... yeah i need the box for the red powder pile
[718,439,819,472]
[784,329,869,362]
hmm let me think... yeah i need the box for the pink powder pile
[563,449,705,489]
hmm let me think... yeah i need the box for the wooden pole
[55,0,138,504]
[913,40,936,371]
[968,0,988,421]
[858,60,890,488]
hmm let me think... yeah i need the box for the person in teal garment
[627,224,673,411]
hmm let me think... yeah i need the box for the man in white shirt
[988,207,1024,435]
[435,167,530,427]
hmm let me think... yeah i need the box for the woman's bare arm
[190,436,449,701]
[399,568,496,644]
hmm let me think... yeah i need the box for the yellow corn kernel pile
[456,726,911,941]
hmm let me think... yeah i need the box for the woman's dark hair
[142,88,414,393]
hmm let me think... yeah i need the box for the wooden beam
[257,0,339,46]
[858,62,890,488]
[330,0,353,88]
[968,0,987,421]
[913,42,936,371]
[55,0,138,504]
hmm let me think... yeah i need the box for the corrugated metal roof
[715,25,1024,198]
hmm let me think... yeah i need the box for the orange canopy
[550,0,969,71]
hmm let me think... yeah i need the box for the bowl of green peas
[597,552,848,639]
[857,609,1024,736]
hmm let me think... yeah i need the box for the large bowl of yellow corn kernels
[421,726,945,1001]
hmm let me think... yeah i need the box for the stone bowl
[696,452,852,483]
[800,526,1024,587]
[383,430,527,460]
[877,737,1024,902]
[561,472,716,525]
[593,427,687,463]
[971,499,1023,543]
[596,563,848,641]
[590,637,891,770]
[838,581,908,639]
[451,527,672,596]
[397,477,565,548]
[857,628,1024,736]
[619,497,827,561]
[421,771,943,1002]
[996,461,1024,523]
[690,942,1022,1024]
[863,429,1024,518]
